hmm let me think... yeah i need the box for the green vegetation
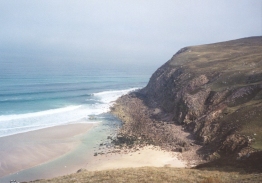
[238,102,262,150]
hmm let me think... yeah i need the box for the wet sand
[0,123,94,178]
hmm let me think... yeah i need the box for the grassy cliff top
[168,36,262,91]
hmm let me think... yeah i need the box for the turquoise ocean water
[0,63,153,137]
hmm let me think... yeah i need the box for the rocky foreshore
[110,36,262,170]
[110,92,205,166]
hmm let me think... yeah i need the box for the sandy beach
[0,120,187,182]
[86,145,186,171]
[0,123,94,178]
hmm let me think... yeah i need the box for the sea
[0,63,154,138]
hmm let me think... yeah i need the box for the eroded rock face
[137,37,262,155]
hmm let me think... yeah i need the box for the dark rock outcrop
[112,36,262,159]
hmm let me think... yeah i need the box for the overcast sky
[0,0,261,73]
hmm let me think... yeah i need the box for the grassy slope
[29,167,262,183]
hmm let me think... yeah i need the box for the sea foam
[94,87,138,103]
[0,88,138,137]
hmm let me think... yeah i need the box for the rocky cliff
[112,37,262,161]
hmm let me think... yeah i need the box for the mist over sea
[0,63,154,137]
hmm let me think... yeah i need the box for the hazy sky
[0,0,261,73]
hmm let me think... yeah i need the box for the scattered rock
[164,164,171,167]
[76,168,86,173]
[176,147,185,153]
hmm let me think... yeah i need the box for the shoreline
[0,111,189,182]
[0,122,95,179]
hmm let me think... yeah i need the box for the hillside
[112,36,262,166]
[29,167,262,183]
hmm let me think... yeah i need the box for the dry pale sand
[85,145,186,171]
[0,123,94,178]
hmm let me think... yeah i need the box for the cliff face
[139,36,262,155]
